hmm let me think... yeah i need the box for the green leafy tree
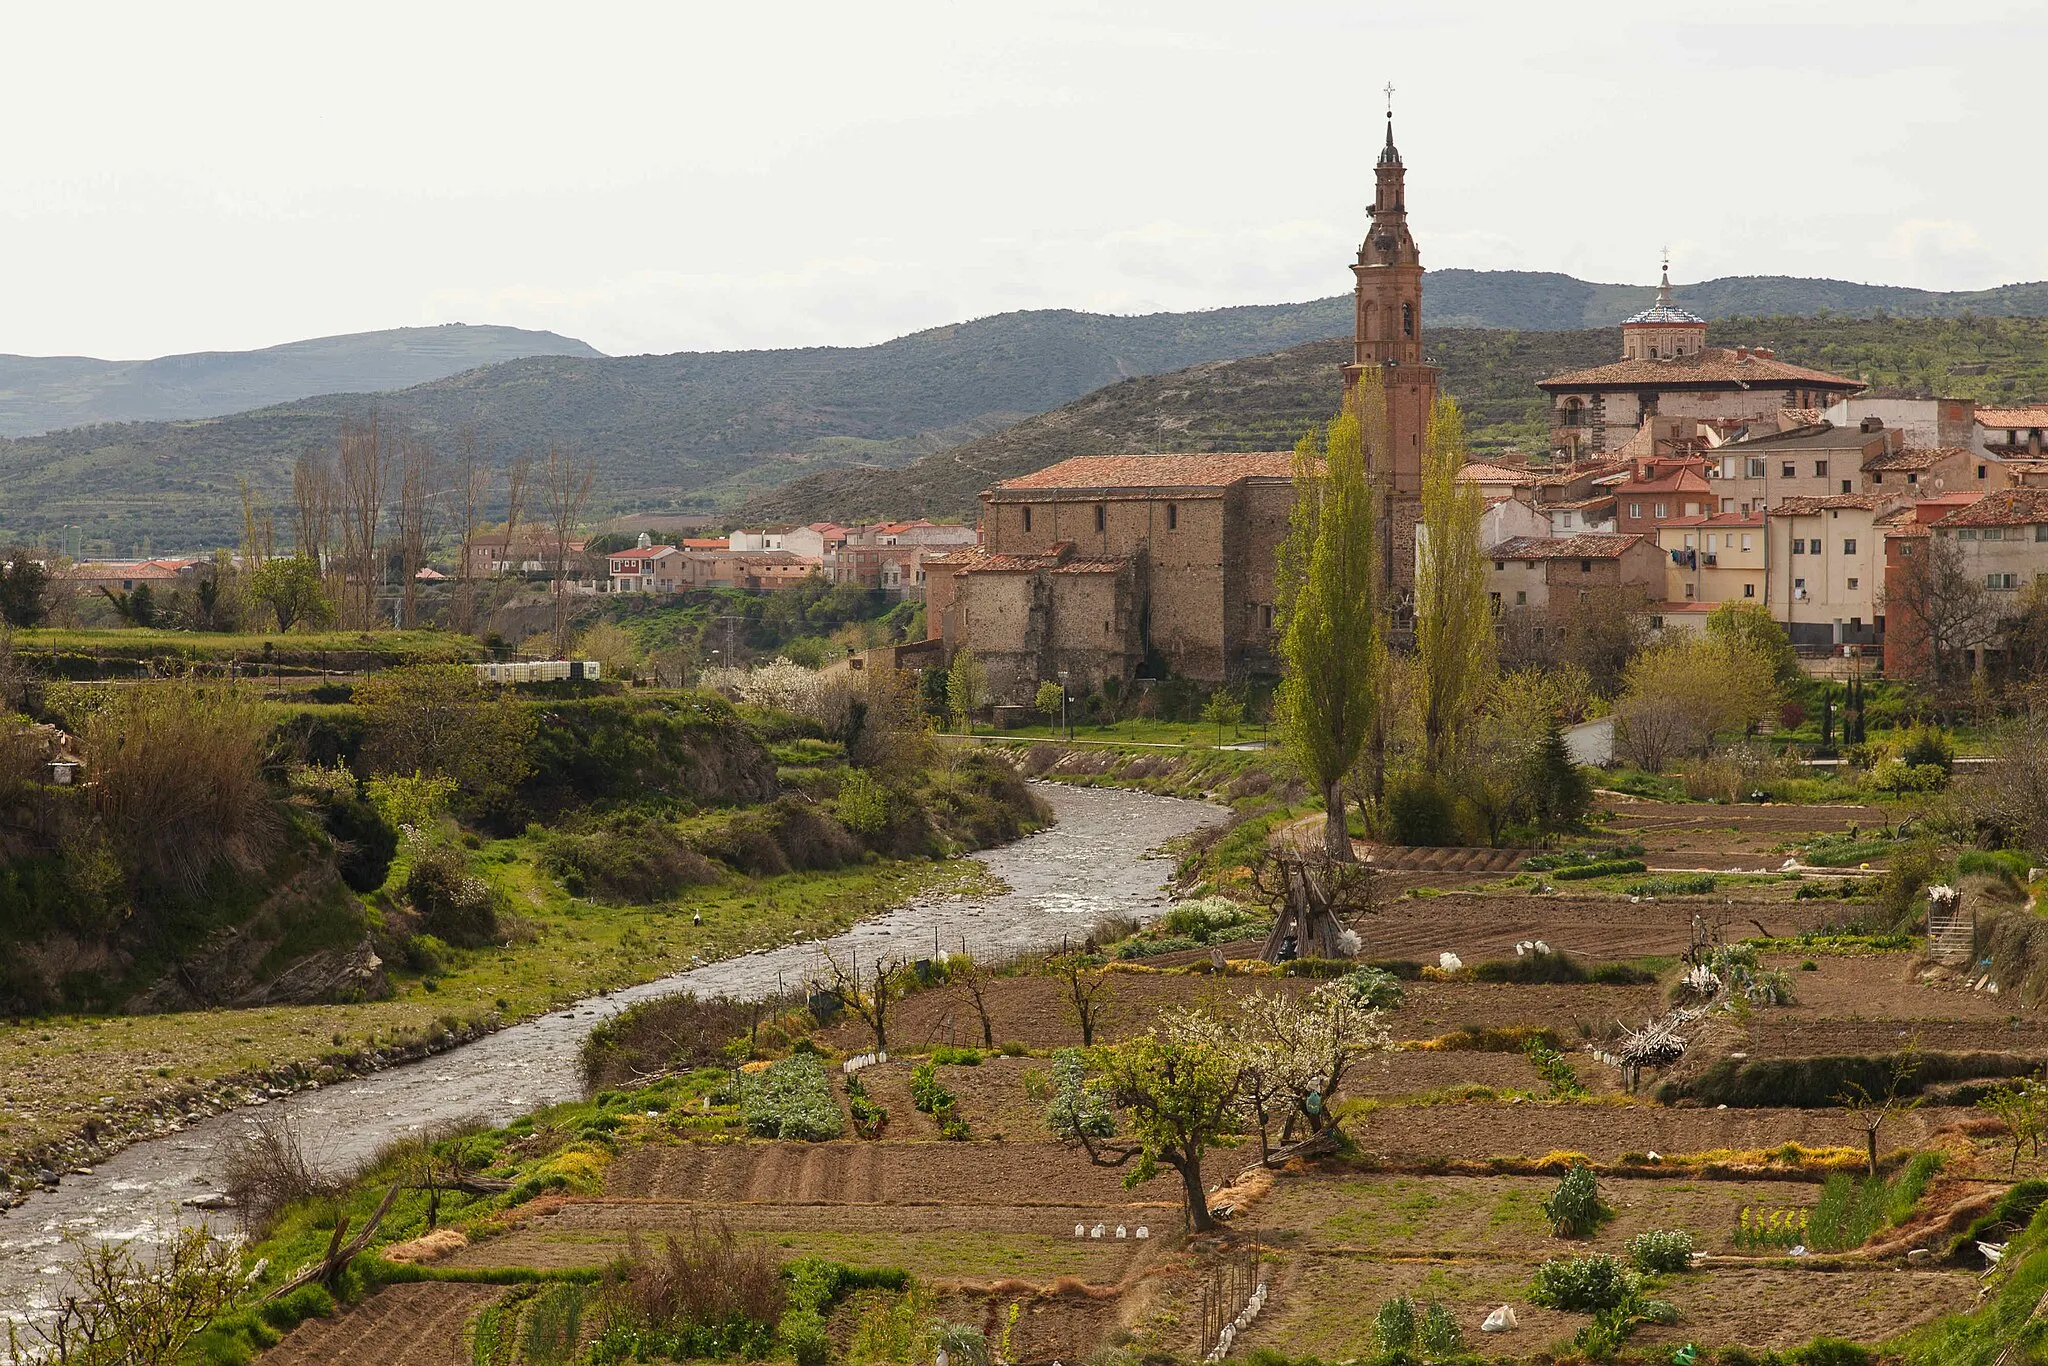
[947,648,987,734]
[1415,396,1494,770]
[1034,679,1065,728]
[1524,719,1593,834]
[1276,385,1383,860]
[1063,1019,1241,1232]
[1706,600,1800,685]
[1199,689,1245,746]
[354,664,535,804]
[100,582,158,628]
[0,552,51,628]
[247,553,332,633]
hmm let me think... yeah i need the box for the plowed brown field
[260,1283,500,1366]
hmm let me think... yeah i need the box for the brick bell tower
[1341,93,1439,599]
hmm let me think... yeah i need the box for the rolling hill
[6,272,2048,554]
[0,324,602,437]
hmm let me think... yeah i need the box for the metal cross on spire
[1384,82,1395,117]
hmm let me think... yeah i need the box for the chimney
[1859,416,1884,433]
[1754,347,1775,360]
[1733,346,1751,362]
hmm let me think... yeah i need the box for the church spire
[1657,248,1674,306]
[1378,84,1402,167]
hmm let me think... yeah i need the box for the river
[0,782,1219,1318]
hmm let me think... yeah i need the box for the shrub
[1371,1295,1416,1355]
[581,995,757,1090]
[1338,965,1405,1009]
[1525,1038,1589,1099]
[1869,760,1948,793]
[539,813,719,902]
[1540,1162,1610,1237]
[1472,950,1652,986]
[1896,722,1955,771]
[1623,873,1717,897]
[404,843,503,947]
[1551,858,1648,880]
[592,1222,784,1360]
[845,1073,888,1139]
[213,1111,331,1237]
[1417,1301,1462,1358]
[1626,1228,1696,1274]
[1385,772,1461,847]
[1046,1048,1113,1139]
[909,1060,970,1139]
[1789,1339,1874,1366]
[738,1055,844,1141]
[85,684,283,894]
[1527,1254,1635,1313]
[1161,896,1262,943]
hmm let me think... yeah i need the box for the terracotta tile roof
[1722,422,1891,452]
[682,538,727,549]
[1488,534,1646,561]
[1863,446,1964,472]
[1767,494,1894,515]
[1050,559,1128,574]
[1932,488,2048,529]
[994,452,1296,492]
[1546,495,1618,511]
[1781,408,1827,427]
[1978,407,2048,427]
[1538,346,1863,392]
[1458,462,1539,485]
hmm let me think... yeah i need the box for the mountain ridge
[0,324,603,437]
[6,271,2048,553]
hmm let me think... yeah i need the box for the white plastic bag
[1480,1305,1518,1333]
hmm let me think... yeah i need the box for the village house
[467,533,587,578]
[1764,493,1901,650]
[1537,264,1864,460]
[59,558,203,594]
[1706,417,1901,511]
[608,536,686,593]
[1611,456,1717,539]
[1880,494,1986,679]
[1483,533,1664,621]
[1655,511,1766,608]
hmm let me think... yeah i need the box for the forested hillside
[740,314,2048,524]
[6,298,2048,554]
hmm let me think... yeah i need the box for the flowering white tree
[1229,981,1390,1158]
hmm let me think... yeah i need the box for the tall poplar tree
[1414,395,1494,771]
[1276,384,1382,861]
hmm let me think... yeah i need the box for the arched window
[1362,302,1376,339]
[1402,302,1414,337]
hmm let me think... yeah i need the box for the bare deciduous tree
[336,415,388,628]
[542,448,596,655]
[291,447,335,567]
[819,951,905,1053]
[237,477,275,567]
[501,452,533,576]
[1044,950,1116,1046]
[452,427,487,633]
[1882,532,1998,686]
[395,434,436,628]
[953,951,999,1048]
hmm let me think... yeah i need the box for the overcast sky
[3,0,2040,361]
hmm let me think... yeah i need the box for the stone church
[924,111,1439,704]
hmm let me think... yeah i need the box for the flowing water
[0,782,1220,1318]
